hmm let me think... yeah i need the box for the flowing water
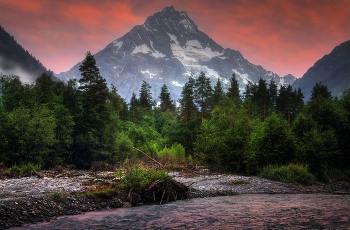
[14,194,350,229]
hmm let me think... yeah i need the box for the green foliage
[1,56,348,177]
[159,84,174,112]
[246,112,295,174]
[195,98,252,173]
[226,73,240,101]
[10,163,41,175]
[310,82,332,100]
[194,72,213,122]
[158,143,185,158]
[259,163,317,185]
[139,80,153,110]
[122,164,170,191]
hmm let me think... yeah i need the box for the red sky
[0,0,349,78]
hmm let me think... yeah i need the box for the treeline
[0,52,349,179]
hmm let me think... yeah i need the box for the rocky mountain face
[57,6,295,102]
[0,26,51,82]
[293,40,350,100]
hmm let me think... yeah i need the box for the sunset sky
[0,0,349,78]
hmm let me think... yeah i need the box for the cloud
[0,0,349,78]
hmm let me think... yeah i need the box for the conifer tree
[310,82,332,100]
[159,84,173,112]
[268,78,278,110]
[213,78,224,105]
[227,73,240,101]
[194,72,213,122]
[244,80,257,102]
[256,78,269,122]
[130,92,139,123]
[139,80,153,110]
[78,51,108,112]
[108,84,123,119]
[178,75,196,123]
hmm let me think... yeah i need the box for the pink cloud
[0,0,349,78]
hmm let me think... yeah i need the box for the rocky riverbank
[1,170,350,229]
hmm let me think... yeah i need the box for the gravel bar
[1,172,349,229]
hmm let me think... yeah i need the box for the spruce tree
[244,81,257,102]
[256,78,269,122]
[139,80,152,110]
[194,72,213,122]
[178,75,196,123]
[310,82,332,100]
[78,51,108,112]
[268,78,278,110]
[130,92,139,123]
[227,73,240,101]
[159,84,173,112]
[213,78,224,106]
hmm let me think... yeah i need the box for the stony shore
[1,170,349,229]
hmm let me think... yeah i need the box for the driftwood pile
[128,178,190,206]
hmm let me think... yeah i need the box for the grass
[258,163,317,185]
[122,164,170,191]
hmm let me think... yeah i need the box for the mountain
[0,25,52,82]
[57,6,295,101]
[293,40,350,100]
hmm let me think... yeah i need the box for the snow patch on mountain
[180,19,194,31]
[132,44,166,58]
[186,40,203,49]
[151,51,166,58]
[132,44,151,54]
[168,33,222,66]
[141,69,157,78]
[172,81,183,87]
[113,41,123,50]
[232,69,251,85]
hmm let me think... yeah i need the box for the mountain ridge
[292,39,350,100]
[0,25,52,82]
[57,6,295,101]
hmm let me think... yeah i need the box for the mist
[0,56,36,83]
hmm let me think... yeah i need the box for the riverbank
[1,170,350,229]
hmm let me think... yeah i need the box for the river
[13,194,350,229]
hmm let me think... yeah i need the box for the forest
[1,52,349,181]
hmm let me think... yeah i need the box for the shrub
[10,163,41,175]
[258,163,317,185]
[122,164,170,191]
[246,113,296,174]
[327,168,350,182]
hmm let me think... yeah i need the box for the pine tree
[159,84,173,112]
[108,84,123,119]
[130,92,139,123]
[256,78,269,122]
[194,72,213,122]
[78,51,108,111]
[213,78,224,105]
[243,81,257,102]
[139,80,153,110]
[178,75,196,123]
[227,73,240,101]
[268,78,278,110]
[310,82,332,100]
